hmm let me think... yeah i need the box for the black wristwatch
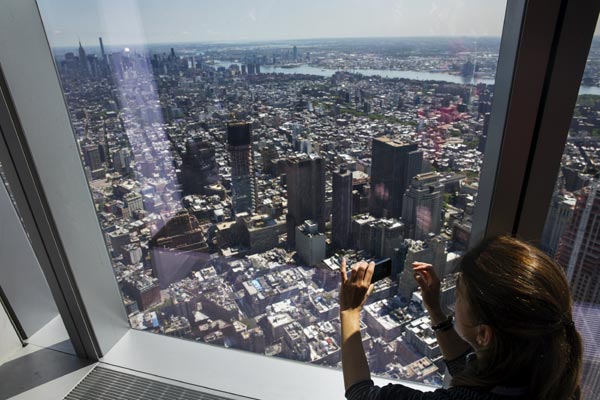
[431,313,454,332]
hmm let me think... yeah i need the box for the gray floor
[0,316,96,400]
[0,316,257,400]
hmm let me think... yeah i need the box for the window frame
[1,0,599,398]
[0,156,58,340]
[514,0,600,241]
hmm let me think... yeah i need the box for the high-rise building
[108,228,130,258]
[98,37,108,75]
[478,112,491,152]
[180,136,219,196]
[296,220,326,267]
[77,41,89,76]
[351,174,371,215]
[352,214,377,251]
[332,165,353,249]
[555,182,600,304]
[81,143,103,179]
[540,192,576,257]
[352,216,404,260]
[562,166,591,193]
[369,219,404,262]
[122,274,161,312]
[98,37,106,60]
[82,143,102,170]
[227,122,256,215]
[215,213,284,255]
[369,137,422,218]
[260,143,279,175]
[402,172,444,240]
[124,192,144,214]
[110,148,131,175]
[286,154,325,246]
[351,214,404,277]
[398,236,447,300]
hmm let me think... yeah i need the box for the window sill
[101,329,436,400]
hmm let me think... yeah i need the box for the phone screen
[345,258,392,283]
[371,258,392,283]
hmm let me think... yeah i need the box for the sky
[38,0,515,48]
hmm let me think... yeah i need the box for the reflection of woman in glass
[340,236,582,400]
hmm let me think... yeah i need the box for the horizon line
[50,34,507,50]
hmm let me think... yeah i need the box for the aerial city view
[45,28,600,388]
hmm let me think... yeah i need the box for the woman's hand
[412,262,443,318]
[339,258,375,314]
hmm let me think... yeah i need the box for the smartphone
[346,258,392,283]
[371,258,392,283]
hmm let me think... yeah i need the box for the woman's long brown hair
[451,236,582,400]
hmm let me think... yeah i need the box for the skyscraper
[555,181,600,304]
[78,41,89,76]
[110,148,131,175]
[369,137,422,218]
[98,37,106,60]
[98,37,109,75]
[332,165,353,249]
[81,143,102,172]
[540,192,576,257]
[296,220,326,267]
[398,236,447,300]
[227,122,256,215]
[260,143,279,176]
[402,172,444,240]
[286,154,325,246]
[180,136,219,196]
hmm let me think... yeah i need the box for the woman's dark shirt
[345,351,528,400]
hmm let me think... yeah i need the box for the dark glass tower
[402,172,444,240]
[369,136,422,218]
[286,155,325,246]
[332,165,353,249]
[180,136,218,195]
[227,122,256,215]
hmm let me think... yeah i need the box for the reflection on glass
[539,23,600,398]
[38,0,508,385]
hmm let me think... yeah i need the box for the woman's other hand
[412,262,443,317]
[339,258,375,314]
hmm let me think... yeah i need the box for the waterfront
[215,60,600,95]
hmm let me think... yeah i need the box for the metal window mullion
[472,0,565,245]
[0,75,100,360]
[515,0,600,241]
[0,284,26,344]
[0,0,129,358]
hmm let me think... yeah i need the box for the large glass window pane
[539,20,600,398]
[37,0,507,385]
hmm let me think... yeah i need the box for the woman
[340,236,582,400]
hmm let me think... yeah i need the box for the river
[214,61,600,95]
